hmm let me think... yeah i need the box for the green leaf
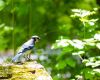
[66,58,76,68]
[93,69,100,74]
[82,59,89,64]
[56,61,67,70]
[63,46,73,53]
[0,0,5,11]
[82,68,95,79]
[96,43,100,49]
[72,51,85,55]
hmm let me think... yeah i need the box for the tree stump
[0,61,52,80]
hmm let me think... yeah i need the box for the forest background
[0,0,100,80]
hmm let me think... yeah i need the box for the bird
[12,35,40,63]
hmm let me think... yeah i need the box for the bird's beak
[35,38,40,43]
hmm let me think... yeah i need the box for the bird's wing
[12,39,34,62]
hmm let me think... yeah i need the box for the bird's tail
[12,52,22,62]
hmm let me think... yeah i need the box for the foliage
[51,36,100,79]
[36,8,100,80]
[49,9,100,79]
[0,0,98,50]
[0,23,13,50]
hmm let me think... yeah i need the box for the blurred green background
[0,0,100,80]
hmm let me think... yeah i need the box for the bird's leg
[27,51,33,61]
[23,54,27,61]
[26,54,31,61]
[24,54,30,61]
[25,55,28,61]
[28,54,30,60]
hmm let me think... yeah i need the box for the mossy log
[0,61,52,80]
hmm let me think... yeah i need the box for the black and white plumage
[12,36,40,62]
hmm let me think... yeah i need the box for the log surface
[0,61,52,80]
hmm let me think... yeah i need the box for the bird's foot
[26,58,33,61]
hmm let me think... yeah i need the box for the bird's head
[31,35,40,43]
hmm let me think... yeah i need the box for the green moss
[0,61,52,80]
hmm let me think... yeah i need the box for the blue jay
[12,35,40,62]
